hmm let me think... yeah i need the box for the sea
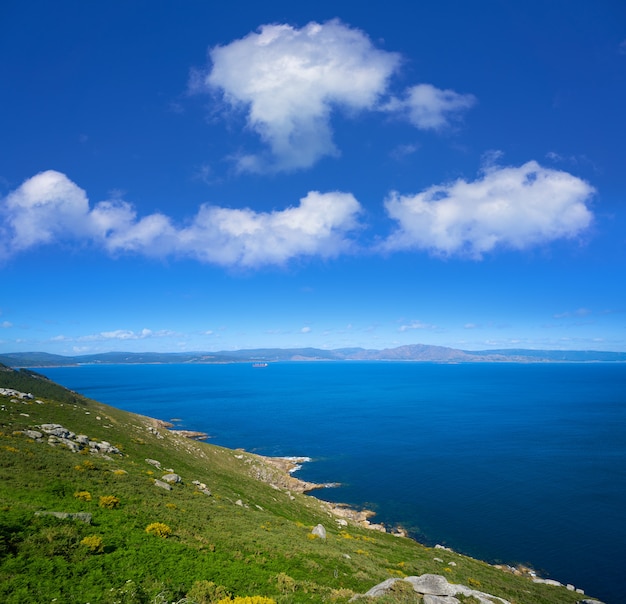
[38,362,626,604]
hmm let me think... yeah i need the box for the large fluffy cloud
[1,170,91,250]
[382,161,594,257]
[0,170,363,267]
[177,191,362,266]
[198,20,475,172]
[202,20,400,172]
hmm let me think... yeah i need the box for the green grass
[0,367,591,603]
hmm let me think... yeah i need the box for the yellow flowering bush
[80,535,103,553]
[145,522,172,538]
[99,495,120,509]
[74,490,92,502]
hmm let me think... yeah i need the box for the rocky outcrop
[351,574,511,604]
[19,423,121,456]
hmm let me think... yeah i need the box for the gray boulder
[353,574,511,604]
[161,473,182,484]
[361,578,399,597]
[423,596,460,604]
[312,524,327,539]
[405,574,457,596]
[154,479,172,491]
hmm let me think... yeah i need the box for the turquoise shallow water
[40,362,626,603]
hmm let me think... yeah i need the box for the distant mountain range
[1,345,625,367]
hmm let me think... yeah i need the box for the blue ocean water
[40,362,626,603]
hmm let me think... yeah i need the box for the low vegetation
[0,364,589,603]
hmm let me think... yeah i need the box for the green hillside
[0,365,595,603]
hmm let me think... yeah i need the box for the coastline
[160,417,587,591]
[153,414,393,534]
[255,454,391,532]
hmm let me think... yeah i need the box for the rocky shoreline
[142,412,601,600]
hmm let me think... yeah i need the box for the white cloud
[301,326,312,334]
[0,171,363,268]
[1,321,12,328]
[199,20,401,172]
[75,329,176,342]
[0,170,91,253]
[398,320,436,332]
[382,161,594,258]
[382,84,476,130]
[553,308,592,319]
[177,190,362,266]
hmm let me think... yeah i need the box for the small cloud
[1,321,12,328]
[74,328,176,342]
[192,163,216,185]
[390,143,420,160]
[546,151,563,162]
[301,326,312,334]
[382,83,476,131]
[72,346,91,353]
[398,320,435,332]
[463,323,478,329]
[553,308,592,319]
[481,149,504,169]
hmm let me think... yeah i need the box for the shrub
[74,490,92,502]
[145,522,172,538]
[80,535,104,553]
[275,572,296,594]
[99,495,120,509]
[186,580,230,603]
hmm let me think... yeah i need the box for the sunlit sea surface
[40,362,626,603]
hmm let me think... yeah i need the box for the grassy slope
[0,367,588,604]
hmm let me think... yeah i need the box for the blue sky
[1,0,625,354]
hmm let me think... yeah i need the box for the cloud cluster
[382,161,594,258]
[0,162,595,266]
[199,20,474,172]
[0,170,362,268]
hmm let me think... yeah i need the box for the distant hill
[1,345,625,368]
